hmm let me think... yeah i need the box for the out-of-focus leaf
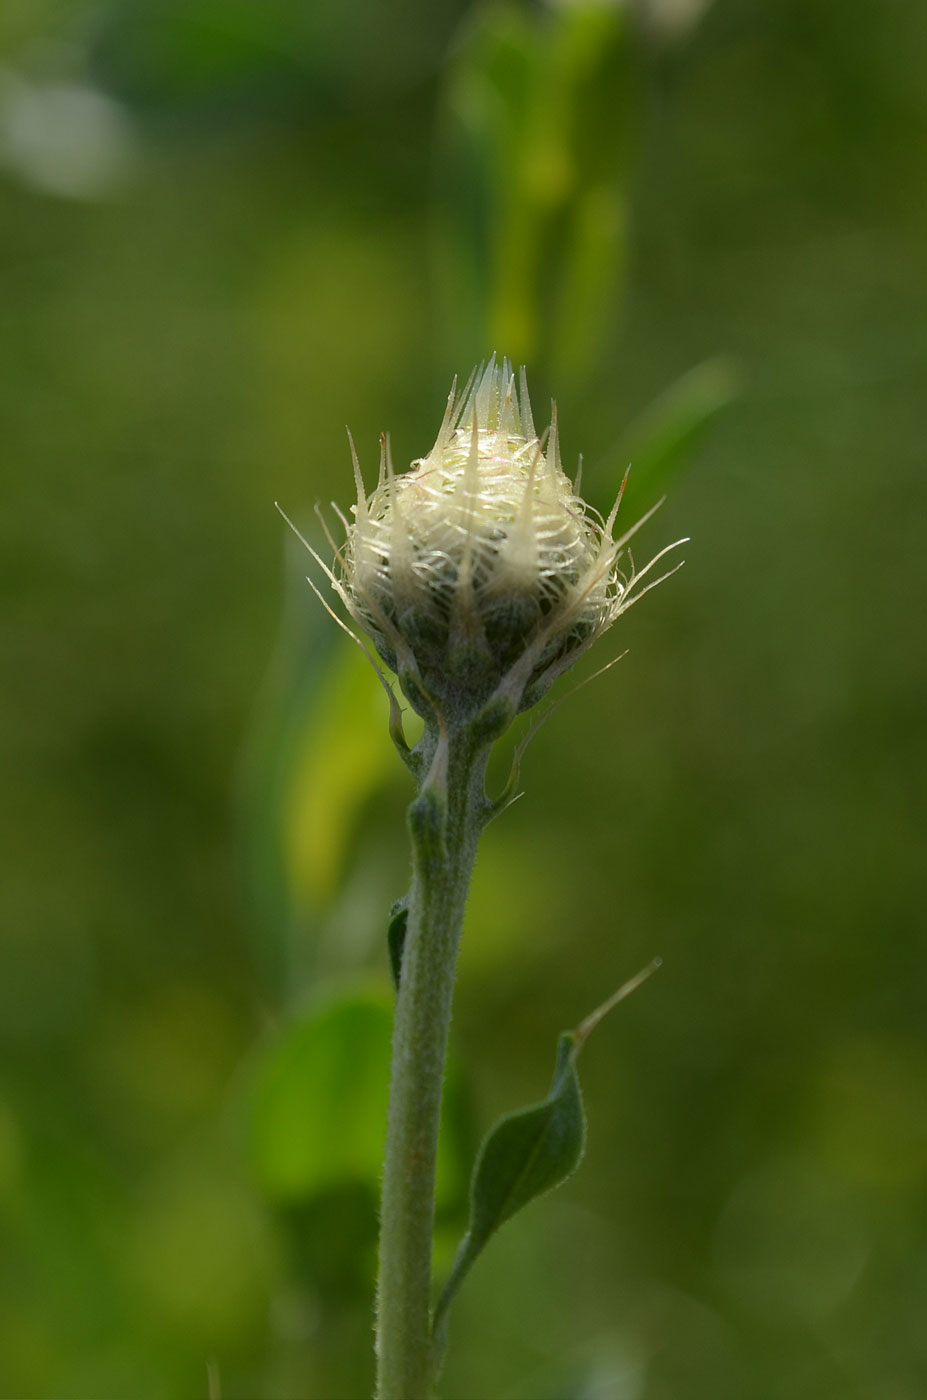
[551,182,628,391]
[237,550,337,1000]
[237,540,394,1003]
[249,984,470,1214]
[434,2,634,386]
[613,356,741,511]
[249,985,393,1200]
[283,640,392,909]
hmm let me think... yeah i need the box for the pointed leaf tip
[573,957,663,1048]
[432,959,662,1352]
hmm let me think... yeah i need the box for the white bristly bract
[325,357,685,726]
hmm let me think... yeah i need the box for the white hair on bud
[329,361,682,714]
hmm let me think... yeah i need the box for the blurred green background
[2,0,926,1397]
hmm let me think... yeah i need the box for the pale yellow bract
[349,367,604,626]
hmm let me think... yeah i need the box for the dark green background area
[2,1,925,1397]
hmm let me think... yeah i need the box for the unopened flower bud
[334,358,680,724]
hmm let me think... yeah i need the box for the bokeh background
[2,0,926,1397]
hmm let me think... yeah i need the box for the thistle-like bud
[332,358,680,727]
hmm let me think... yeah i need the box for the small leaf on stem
[432,959,661,1352]
[387,899,409,992]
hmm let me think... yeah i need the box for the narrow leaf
[432,1031,584,1344]
[613,356,741,510]
[432,959,661,1351]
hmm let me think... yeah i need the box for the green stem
[376,719,490,1400]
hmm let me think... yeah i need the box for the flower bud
[336,358,677,722]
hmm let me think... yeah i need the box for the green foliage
[238,578,395,1002]
[433,963,660,1358]
[433,1031,585,1349]
[435,1,636,387]
[612,356,742,515]
[249,986,394,1201]
[248,983,470,1215]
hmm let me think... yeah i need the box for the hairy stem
[375,720,489,1400]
